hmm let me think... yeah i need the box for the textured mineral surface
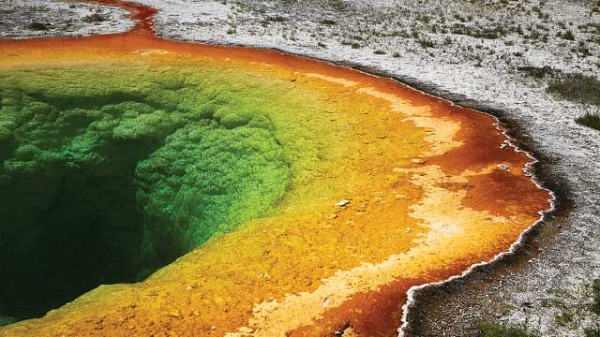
[0,1,556,336]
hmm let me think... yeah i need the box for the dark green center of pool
[0,64,292,321]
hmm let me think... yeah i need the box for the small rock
[335,199,350,207]
[239,327,254,334]
[498,164,510,171]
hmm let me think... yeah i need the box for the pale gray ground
[2,0,600,336]
[0,0,132,39]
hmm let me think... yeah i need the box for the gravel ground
[0,0,132,39]
[2,0,600,336]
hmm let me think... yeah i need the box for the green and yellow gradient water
[0,60,350,319]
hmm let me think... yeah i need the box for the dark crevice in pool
[0,136,162,320]
[0,84,289,323]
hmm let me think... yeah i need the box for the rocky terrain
[0,0,131,39]
[2,0,600,336]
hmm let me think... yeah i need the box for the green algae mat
[0,61,339,318]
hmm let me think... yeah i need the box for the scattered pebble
[335,199,350,207]
[497,164,510,171]
[238,326,254,333]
